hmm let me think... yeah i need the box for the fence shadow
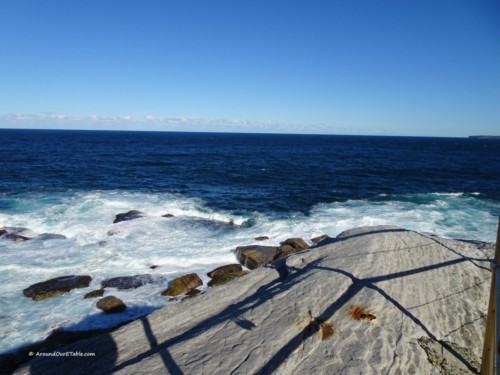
[257,255,489,374]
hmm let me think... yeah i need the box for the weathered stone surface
[96,296,126,313]
[311,234,331,245]
[284,237,309,250]
[254,236,269,241]
[14,226,491,375]
[207,271,247,287]
[418,337,480,374]
[101,274,154,290]
[84,289,105,299]
[207,264,242,279]
[23,275,92,301]
[161,273,202,297]
[235,245,278,269]
[113,210,145,224]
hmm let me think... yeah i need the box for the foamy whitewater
[0,190,498,353]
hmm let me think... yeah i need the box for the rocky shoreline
[0,210,327,374]
[1,222,495,374]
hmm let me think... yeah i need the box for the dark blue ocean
[1,129,499,213]
[0,129,499,353]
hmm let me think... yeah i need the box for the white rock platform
[16,226,492,374]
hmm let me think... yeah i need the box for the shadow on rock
[1,306,157,375]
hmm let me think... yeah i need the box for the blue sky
[0,1,499,136]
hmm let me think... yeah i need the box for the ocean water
[0,129,499,353]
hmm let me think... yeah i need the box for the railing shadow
[110,258,320,372]
[257,256,488,374]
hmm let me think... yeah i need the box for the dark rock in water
[161,273,202,297]
[207,264,242,279]
[97,296,126,313]
[208,271,248,287]
[2,233,31,241]
[84,289,105,299]
[273,244,299,261]
[23,275,92,301]
[107,229,119,236]
[0,228,31,241]
[284,238,309,250]
[113,210,145,224]
[311,234,331,245]
[149,265,159,270]
[97,241,108,247]
[162,214,175,218]
[235,245,279,269]
[254,236,269,241]
[36,233,67,241]
[0,226,29,234]
[101,274,155,290]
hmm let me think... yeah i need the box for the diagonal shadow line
[140,317,184,375]
[257,257,484,374]
[256,281,363,375]
[110,258,323,373]
[412,231,491,271]
[366,283,479,374]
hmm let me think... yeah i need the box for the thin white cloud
[0,112,385,135]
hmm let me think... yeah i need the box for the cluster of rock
[19,212,329,315]
[236,234,331,269]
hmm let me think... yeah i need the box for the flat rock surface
[16,226,492,374]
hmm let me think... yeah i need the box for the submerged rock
[1,233,30,241]
[161,214,175,218]
[161,273,202,297]
[235,245,278,269]
[97,296,126,313]
[113,210,145,224]
[35,233,67,241]
[23,275,92,301]
[101,274,155,290]
[0,227,31,241]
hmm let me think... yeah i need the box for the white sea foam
[0,190,498,353]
